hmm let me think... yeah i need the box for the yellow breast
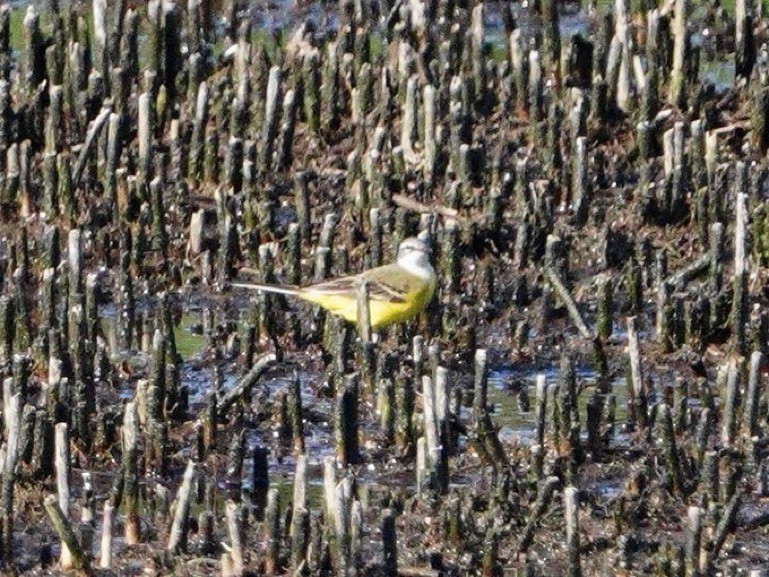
[300,279,434,328]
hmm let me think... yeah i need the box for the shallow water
[97,291,643,498]
[488,363,631,444]
[10,0,736,92]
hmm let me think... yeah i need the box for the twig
[73,105,113,189]
[217,353,278,418]
[663,254,710,290]
[167,460,196,553]
[391,194,464,222]
[544,267,593,339]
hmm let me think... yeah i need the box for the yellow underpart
[298,280,434,328]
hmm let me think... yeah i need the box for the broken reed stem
[544,266,592,339]
[519,476,560,552]
[732,193,748,355]
[289,373,305,455]
[533,374,548,477]
[423,374,447,494]
[100,501,114,569]
[1,392,19,561]
[293,453,308,520]
[357,279,372,344]
[225,500,244,576]
[43,494,90,574]
[217,353,278,418]
[382,508,398,577]
[473,349,488,422]
[264,488,281,574]
[334,374,360,466]
[686,506,703,577]
[391,193,462,221]
[744,351,763,437]
[55,422,73,569]
[565,486,581,577]
[627,317,648,431]
[122,399,140,545]
[167,460,196,553]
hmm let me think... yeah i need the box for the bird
[232,237,437,329]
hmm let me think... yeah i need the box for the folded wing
[302,265,411,303]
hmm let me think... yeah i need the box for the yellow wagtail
[232,237,436,329]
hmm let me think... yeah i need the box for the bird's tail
[231,282,300,296]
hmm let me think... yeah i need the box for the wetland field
[0,0,767,575]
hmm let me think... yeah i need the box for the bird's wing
[303,265,412,303]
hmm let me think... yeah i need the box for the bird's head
[396,237,434,278]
